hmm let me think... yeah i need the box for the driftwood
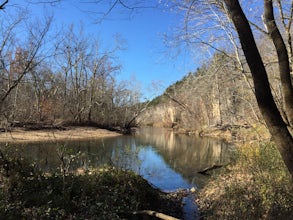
[131,210,180,220]
[198,165,223,175]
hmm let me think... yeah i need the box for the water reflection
[134,127,234,188]
[5,127,234,190]
[137,128,232,164]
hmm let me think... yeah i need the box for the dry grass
[196,142,293,220]
[0,127,121,143]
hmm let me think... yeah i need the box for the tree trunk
[223,0,293,179]
[263,0,293,127]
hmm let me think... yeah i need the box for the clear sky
[9,0,199,100]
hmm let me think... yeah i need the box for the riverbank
[172,123,271,143]
[0,127,188,219]
[0,126,121,143]
[0,149,184,220]
[196,142,293,219]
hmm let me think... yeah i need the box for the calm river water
[11,127,235,219]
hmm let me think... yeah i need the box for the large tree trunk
[263,0,293,127]
[223,0,293,179]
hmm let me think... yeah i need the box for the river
[10,127,235,219]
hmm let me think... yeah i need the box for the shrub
[197,142,293,220]
[0,150,180,219]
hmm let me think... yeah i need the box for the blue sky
[10,0,199,99]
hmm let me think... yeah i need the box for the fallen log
[131,210,180,220]
[198,165,223,175]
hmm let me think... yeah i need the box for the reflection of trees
[134,127,234,179]
[6,139,116,171]
[5,128,234,186]
[7,136,142,173]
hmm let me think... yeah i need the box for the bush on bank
[196,142,293,220]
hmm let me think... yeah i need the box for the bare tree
[166,0,293,178]
[56,25,91,123]
[225,0,293,179]
[262,0,293,127]
[0,11,53,124]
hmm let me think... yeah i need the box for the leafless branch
[249,20,268,35]
[0,17,53,103]
[0,0,8,10]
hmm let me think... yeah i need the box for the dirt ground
[0,127,121,143]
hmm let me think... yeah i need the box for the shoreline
[0,126,122,143]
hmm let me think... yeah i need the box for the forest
[0,13,143,132]
[140,51,271,140]
[0,1,293,219]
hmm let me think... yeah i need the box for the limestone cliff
[138,54,273,140]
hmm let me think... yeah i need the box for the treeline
[139,48,284,139]
[0,12,142,131]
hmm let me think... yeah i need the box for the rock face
[138,53,277,139]
[138,103,176,128]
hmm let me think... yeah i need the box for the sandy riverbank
[0,127,121,143]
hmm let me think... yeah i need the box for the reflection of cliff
[135,127,177,150]
[8,128,234,188]
[134,127,234,179]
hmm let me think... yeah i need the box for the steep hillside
[138,54,271,141]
